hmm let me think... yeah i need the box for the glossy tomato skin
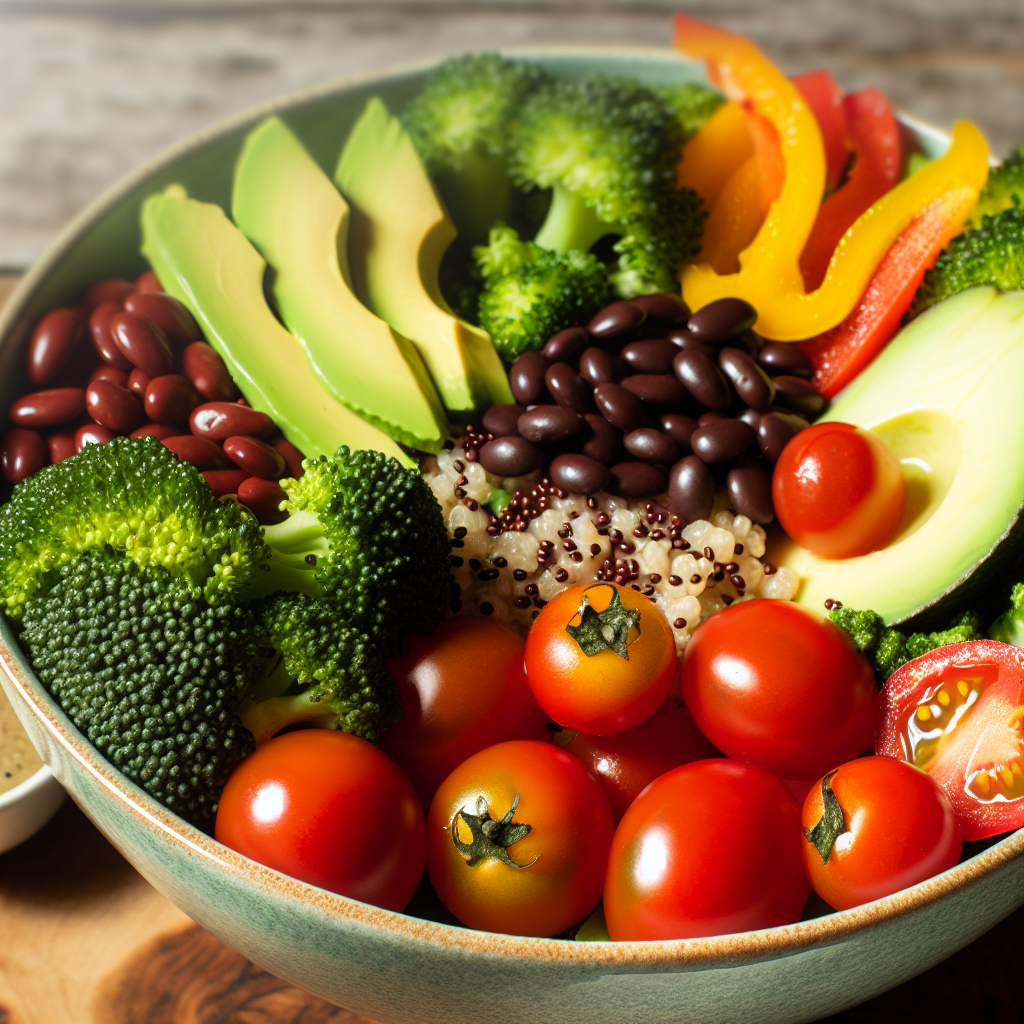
[380,618,549,810]
[427,740,614,936]
[525,582,677,735]
[564,699,720,822]
[215,730,426,911]
[604,759,808,940]
[681,600,877,780]
[773,421,906,559]
[876,640,1024,840]
[801,756,961,911]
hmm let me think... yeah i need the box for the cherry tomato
[681,599,877,780]
[561,699,720,822]
[427,740,614,937]
[380,618,549,809]
[773,421,906,559]
[801,755,961,911]
[525,582,676,735]
[604,759,808,940]
[215,730,426,911]
[876,640,1024,840]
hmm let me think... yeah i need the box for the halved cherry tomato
[427,740,614,937]
[604,759,808,940]
[524,582,676,735]
[801,755,961,911]
[681,599,877,780]
[381,618,549,810]
[876,640,1024,840]
[773,421,906,559]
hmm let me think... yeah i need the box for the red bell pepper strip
[799,88,902,291]
[798,186,977,397]
[792,70,849,192]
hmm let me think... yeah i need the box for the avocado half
[771,286,1024,629]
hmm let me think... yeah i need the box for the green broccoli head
[0,436,266,620]
[969,145,1024,226]
[911,205,1024,316]
[19,549,258,831]
[989,582,1024,647]
[474,223,613,358]
[652,83,725,142]
[508,76,706,297]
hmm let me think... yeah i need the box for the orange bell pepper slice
[677,101,754,207]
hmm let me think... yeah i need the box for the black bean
[545,362,595,413]
[594,383,648,432]
[691,418,755,463]
[549,453,611,495]
[509,351,549,405]
[632,293,690,325]
[624,427,682,465]
[579,347,620,386]
[478,435,544,477]
[719,347,776,411]
[607,461,668,498]
[673,349,733,412]
[620,338,679,374]
[588,300,646,339]
[665,329,719,359]
[687,298,758,343]
[758,342,814,379]
[737,407,763,431]
[668,455,715,522]
[620,374,689,407]
[482,404,526,437]
[659,413,697,452]
[772,376,827,417]
[578,413,623,464]
[757,410,810,463]
[727,462,775,524]
[542,326,590,363]
[517,405,584,445]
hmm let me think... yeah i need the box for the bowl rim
[1,43,1020,968]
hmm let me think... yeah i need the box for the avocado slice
[140,184,412,467]
[772,286,1024,627]
[232,116,448,452]
[334,97,513,418]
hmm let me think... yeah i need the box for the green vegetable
[968,145,1024,226]
[473,223,612,358]
[990,582,1024,647]
[652,82,725,142]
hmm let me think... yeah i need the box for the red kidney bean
[223,435,286,479]
[632,293,690,325]
[594,383,647,433]
[758,342,813,379]
[738,407,763,431]
[272,437,306,479]
[607,461,667,498]
[509,352,549,406]
[542,327,590,363]
[110,311,175,377]
[145,374,201,424]
[686,298,758,343]
[623,427,682,466]
[478,436,544,477]
[697,411,724,427]
[131,423,176,440]
[90,364,130,388]
[203,468,249,499]
[83,278,134,312]
[659,414,697,452]
[517,406,583,445]
[164,434,232,470]
[88,301,134,369]
[545,363,595,413]
[27,308,86,386]
[578,413,623,465]
[124,292,201,347]
[665,330,718,359]
[2,428,46,483]
[10,388,86,428]
[238,476,289,525]
[181,342,239,402]
[578,347,620,386]
[128,367,151,397]
[135,270,163,294]
[620,374,689,407]
[86,379,144,433]
[588,301,646,339]
[771,376,827,417]
[691,418,755,464]
[727,462,775,524]
[75,423,117,451]
[757,410,810,463]
[548,453,610,495]
[190,401,273,441]
[668,455,715,522]
[482,404,526,437]
[620,339,678,375]
[719,347,775,411]
[673,349,733,412]
[47,432,77,464]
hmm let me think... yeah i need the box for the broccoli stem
[436,151,512,242]
[237,693,343,745]
[238,509,330,601]
[534,183,617,255]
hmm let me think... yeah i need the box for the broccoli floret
[508,76,706,297]
[990,582,1024,647]
[473,223,613,358]
[830,605,985,682]
[969,145,1024,226]
[402,53,550,241]
[19,550,258,830]
[652,83,725,142]
[911,206,1024,316]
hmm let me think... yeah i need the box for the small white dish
[0,760,65,855]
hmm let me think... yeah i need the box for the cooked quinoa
[422,440,799,652]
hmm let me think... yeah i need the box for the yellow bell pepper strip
[677,101,754,207]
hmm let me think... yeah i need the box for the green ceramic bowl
[0,48,1021,1024]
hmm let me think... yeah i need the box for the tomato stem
[803,768,848,864]
[565,586,640,660]
[451,792,537,869]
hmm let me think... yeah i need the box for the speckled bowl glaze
[0,48,1020,1024]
